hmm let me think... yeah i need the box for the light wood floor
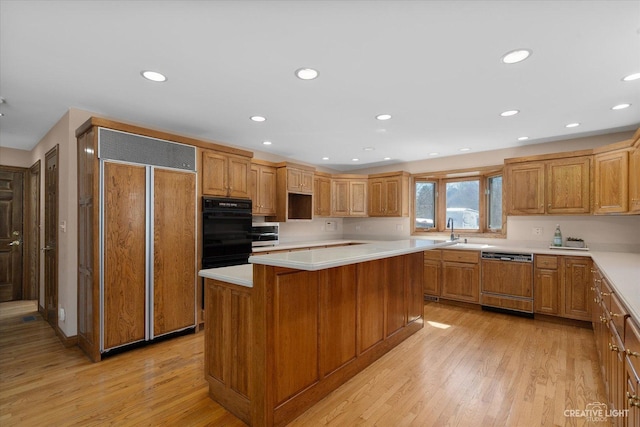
[0,300,605,426]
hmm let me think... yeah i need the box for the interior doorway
[0,166,25,302]
[43,146,58,327]
[26,160,41,301]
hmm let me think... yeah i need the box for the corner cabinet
[505,154,592,215]
[202,150,251,199]
[368,172,410,217]
[77,120,197,362]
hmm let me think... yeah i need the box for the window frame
[411,166,505,236]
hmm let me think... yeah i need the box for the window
[413,168,503,235]
[415,181,436,229]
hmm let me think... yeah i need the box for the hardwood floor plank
[0,301,605,426]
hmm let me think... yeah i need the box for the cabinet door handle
[627,349,640,358]
[600,291,610,296]
[608,343,620,352]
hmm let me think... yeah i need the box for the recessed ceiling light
[565,123,580,128]
[612,103,631,110]
[0,97,5,104]
[383,157,391,160]
[500,110,519,117]
[429,152,439,156]
[250,116,266,122]
[518,136,529,141]
[622,72,640,82]
[459,148,471,152]
[262,141,272,145]
[0,112,4,117]
[501,49,532,64]
[376,114,392,121]
[352,158,359,162]
[141,70,167,82]
[363,147,375,151]
[322,157,329,160]
[295,68,319,80]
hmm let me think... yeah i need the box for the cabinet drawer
[609,293,629,339]
[535,255,557,269]
[626,318,640,377]
[599,277,614,312]
[442,250,479,264]
[424,250,442,261]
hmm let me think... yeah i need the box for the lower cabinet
[423,250,442,297]
[534,255,559,315]
[440,250,480,303]
[591,264,639,425]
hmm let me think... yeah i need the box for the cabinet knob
[548,204,551,208]
[608,342,620,352]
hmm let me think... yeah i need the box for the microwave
[251,222,279,247]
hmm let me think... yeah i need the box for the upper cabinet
[593,128,640,215]
[368,172,410,217]
[313,172,332,217]
[331,176,368,217]
[271,162,315,222]
[505,154,591,215]
[630,139,640,214]
[594,150,629,214]
[202,150,251,199]
[250,161,277,215]
[286,167,313,194]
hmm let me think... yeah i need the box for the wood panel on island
[202,241,440,426]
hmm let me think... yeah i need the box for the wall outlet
[532,227,543,236]
[58,306,65,322]
[325,221,337,232]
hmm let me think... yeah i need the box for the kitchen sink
[453,243,493,249]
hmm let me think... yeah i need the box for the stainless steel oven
[202,197,252,268]
[251,222,279,247]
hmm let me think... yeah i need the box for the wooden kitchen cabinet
[506,161,545,214]
[250,161,276,215]
[313,172,332,217]
[625,319,640,424]
[368,171,410,217]
[272,163,315,222]
[561,256,592,321]
[331,177,368,217]
[202,149,251,198]
[286,166,314,194]
[534,255,559,315]
[594,150,629,214]
[505,154,592,215]
[630,141,640,214]
[440,250,480,303]
[77,118,198,362]
[423,250,442,297]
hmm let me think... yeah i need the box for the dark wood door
[0,166,25,302]
[25,161,40,301]
[44,146,58,325]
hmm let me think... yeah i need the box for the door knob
[9,240,21,246]
[41,246,52,251]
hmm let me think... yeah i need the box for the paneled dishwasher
[480,251,534,315]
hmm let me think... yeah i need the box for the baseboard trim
[55,325,78,348]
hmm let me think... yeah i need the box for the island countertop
[247,239,456,271]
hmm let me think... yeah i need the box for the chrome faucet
[446,217,456,241]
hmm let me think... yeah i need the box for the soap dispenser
[553,224,563,247]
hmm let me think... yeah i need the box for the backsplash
[271,215,640,253]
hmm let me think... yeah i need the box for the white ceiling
[1,0,639,171]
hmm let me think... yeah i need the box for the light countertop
[199,239,638,320]
[199,264,253,287]
[248,239,456,271]
[590,252,640,321]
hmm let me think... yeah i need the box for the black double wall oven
[202,197,252,269]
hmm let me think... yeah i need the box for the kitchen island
[199,239,454,427]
